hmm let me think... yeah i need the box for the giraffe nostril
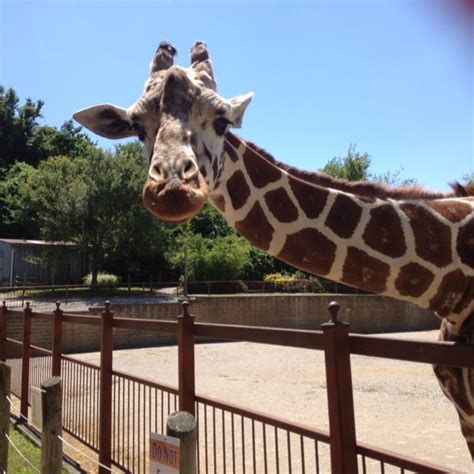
[181,158,198,181]
[150,162,165,181]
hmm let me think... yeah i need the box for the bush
[263,273,324,293]
[263,272,295,283]
[82,272,120,286]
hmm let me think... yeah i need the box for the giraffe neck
[208,133,474,332]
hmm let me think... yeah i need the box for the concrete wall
[5,294,439,355]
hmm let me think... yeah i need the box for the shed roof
[0,238,76,247]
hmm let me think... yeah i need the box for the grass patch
[7,423,68,473]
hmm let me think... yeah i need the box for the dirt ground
[69,329,473,473]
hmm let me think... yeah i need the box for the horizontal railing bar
[4,310,23,317]
[350,334,474,368]
[62,426,99,453]
[6,337,23,346]
[194,323,324,349]
[113,317,177,333]
[29,343,52,355]
[356,443,464,473]
[62,314,101,326]
[62,355,101,371]
[112,368,179,395]
[29,312,52,320]
[195,394,330,442]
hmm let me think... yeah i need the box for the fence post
[167,411,196,474]
[0,362,11,473]
[99,301,113,473]
[40,376,62,474]
[52,302,63,377]
[321,301,358,474]
[177,301,195,416]
[0,302,8,362]
[20,302,32,421]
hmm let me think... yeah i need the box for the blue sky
[1,0,472,191]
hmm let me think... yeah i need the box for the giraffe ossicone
[74,41,474,461]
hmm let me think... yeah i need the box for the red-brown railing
[1,300,471,473]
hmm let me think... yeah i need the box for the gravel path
[75,330,472,473]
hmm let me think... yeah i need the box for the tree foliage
[1,86,425,284]
[3,142,171,284]
[320,144,371,181]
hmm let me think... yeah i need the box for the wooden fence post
[51,302,63,377]
[177,301,195,416]
[0,302,8,362]
[99,301,113,474]
[0,362,11,473]
[40,376,62,474]
[167,411,196,474]
[20,302,32,421]
[321,301,358,474]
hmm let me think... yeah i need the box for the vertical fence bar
[20,302,32,420]
[0,362,11,473]
[99,301,113,473]
[52,302,63,377]
[0,302,7,362]
[178,301,196,415]
[321,301,358,474]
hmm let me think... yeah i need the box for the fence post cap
[55,301,61,310]
[25,301,30,309]
[41,376,61,389]
[167,410,196,432]
[327,301,340,324]
[181,300,190,316]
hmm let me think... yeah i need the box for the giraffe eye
[214,117,232,136]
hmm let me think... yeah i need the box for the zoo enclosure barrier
[0,278,361,308]
[1,300,472,473]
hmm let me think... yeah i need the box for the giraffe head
[73,41,253,223]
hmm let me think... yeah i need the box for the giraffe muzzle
[142,175,208,224]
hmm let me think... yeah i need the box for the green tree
[321,144,414,186]
[3,142,171,285]
[0,86,44,169]
[320,144,371,181]
[170,232,251,281]
[0,86,93,170]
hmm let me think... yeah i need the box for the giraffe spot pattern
[433,364,474,419]
[243,146,282,189]
[288,175,328,219]
[264,188,299,223]
[224,140,239,163]
[428,200,472,223]
[235,202,274,251]
[278,228,337,276]
[325,195,362,239]
[342,247,390,293]
[457,216,474,268]
[429,269,474,316]
[225,132,241,149]
[226,171,251,210]
[394,263,435,297]
[363,205,407,258]
[400,203,452,268]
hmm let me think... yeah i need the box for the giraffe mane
[238,136,470,201]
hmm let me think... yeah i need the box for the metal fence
[0,279,357,309]
[1,300,471,473]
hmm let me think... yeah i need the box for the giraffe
[73,41,474,459]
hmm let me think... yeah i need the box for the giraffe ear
[73,104,136,139]
[228,92,254,128]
